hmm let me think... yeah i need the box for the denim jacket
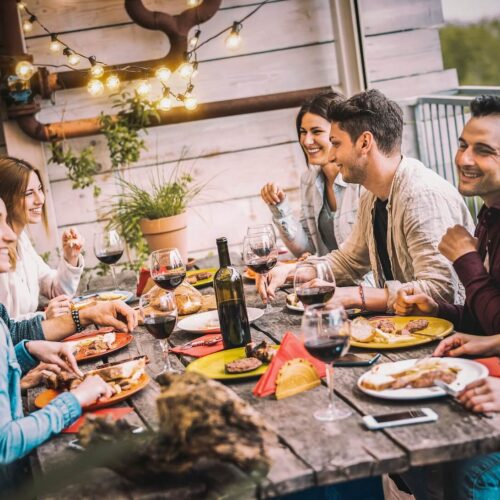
[0,303,44,346]
[269,167,361,257]
[0,320,81,465]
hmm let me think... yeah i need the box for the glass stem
[326,363,335,411]
[110,264,118,290]
[263,273,272,312]
[161,339,173,372]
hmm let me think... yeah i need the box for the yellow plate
[350,316,453,349]
[185,268,217,288]
[185,346,277,380]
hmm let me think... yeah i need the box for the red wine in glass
[144,315,177,340]
[153,272,186,290]
[95,250,124,266]
[296,286,336,306]
[304,335,349,363]
[246,257,277,274]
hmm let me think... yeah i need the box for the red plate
[35,373,150,411]
[64,331,133,361]
[65,327,115,342]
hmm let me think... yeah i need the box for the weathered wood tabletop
[27,256,500,499]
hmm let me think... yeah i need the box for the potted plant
[108,168,203,265]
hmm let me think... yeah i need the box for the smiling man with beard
[396,94,500,335]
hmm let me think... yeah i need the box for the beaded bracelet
[358,284,367,312]
[71,308,84,332]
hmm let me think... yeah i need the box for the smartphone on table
[335,352,381,367]
[363,408,438,430]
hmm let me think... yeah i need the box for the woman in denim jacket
[261,92,363,257]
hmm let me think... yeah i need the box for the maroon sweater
[438,202,500,335]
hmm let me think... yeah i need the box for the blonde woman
[0,157,84,320]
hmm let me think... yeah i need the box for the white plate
[286,293,304,312]
[357,358,488,400]
[177,307,265,334]
[74,290,134,304]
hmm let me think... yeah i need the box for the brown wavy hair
[0,156,48,266]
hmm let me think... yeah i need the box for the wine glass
[139,291,178,373]
[293,258,335,310]
[301,303,351,421]
[247,223,276,240]
[242,232,279,313]
[94,230,124,290]
[150,248,186,291]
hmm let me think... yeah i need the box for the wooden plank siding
[3,0,460,265]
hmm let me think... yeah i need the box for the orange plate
[65,332,133,362]
[65,327,115,342]
[243,268,256,281]
[34,373,150,411]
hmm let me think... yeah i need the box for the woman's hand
[260,182,285,206]
[394,286,438,316]
[62,228,84,267]
[458,377,500,413]
[46,295,71,319]
[71,375,114,407]
[433,332,500,358]
[20,362,62,390]
[256,263,294,303]
[26,341,82,377]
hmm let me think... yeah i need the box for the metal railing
[412,86,500,221]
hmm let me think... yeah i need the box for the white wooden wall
[3,0,458,266]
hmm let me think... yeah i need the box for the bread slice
[351,317,375,342]
[88,356,146,381]
[360,373,395,391]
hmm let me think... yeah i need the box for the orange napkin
[63,407,133,433]
[170,334,223,358]
[475,357,500,377]
[253,332,326,398]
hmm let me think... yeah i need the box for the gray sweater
[0,303,44,345]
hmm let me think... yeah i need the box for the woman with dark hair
[260,91,363,257]
[0,157,85,320]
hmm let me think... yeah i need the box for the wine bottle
[214,237,251,349]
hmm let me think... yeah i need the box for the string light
[155,66,171,84]
[225,22,242,50]
[184,94,198,110]
[87,78,104,96]
[16,1,27,11]
[189,29,201,48]
[157,89,172,111]
[178,62,194,80]
[105,74,121,91]
[49,34,62,53]
[135,80,152,97]
[15,60,35,81]
[22,15,36,33]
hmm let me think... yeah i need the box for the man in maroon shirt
[395,94,500,335]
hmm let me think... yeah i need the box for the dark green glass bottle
[214,237,251,349]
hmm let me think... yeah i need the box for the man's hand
[260,182,285,206]
[458,377,500,413]
[394,286,438,316]
[71,375,114,408]
[438,225,478,263]
[256,263,294,303]
[433,332,500,358]
[62,228,84,267]
[80,300,138,333]
[46,295,71,319]
[26,341,82,377]
[20,362,62,390]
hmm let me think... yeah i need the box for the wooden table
[27,257,500,499]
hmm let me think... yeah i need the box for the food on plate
[360,358,460,391]
[71,297,98,311]
[71,332,116,358]
[98,292,127,301]
[146,283,203,316]
[225,357,263,374]
[352,317,432,344]
[244,267,257,280]
[297,252,312,262]
[286,292,303,309]
[187,275,198,285]
[245,340,276,363]
[196,271,212,280]
[46,356,147,395]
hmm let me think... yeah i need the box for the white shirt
[0,231,84,320]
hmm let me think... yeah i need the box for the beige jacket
[325,157,474,311]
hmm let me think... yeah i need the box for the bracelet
[71,309,84,332]
[358,284,367,312]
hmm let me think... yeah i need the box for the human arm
[457,377,500,413]
[433,332,500,357]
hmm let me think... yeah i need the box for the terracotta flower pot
[139,212,188,262]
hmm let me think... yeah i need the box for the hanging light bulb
[17,1,27,11]
[135,79,152,97]
[184,94,198,110]
[49,34,62,53]
[22,15,36,33]
[63,48,80,66]
[189,29,201,48]
[225,22,242,50]
[87,78,104,96]
[89,57,105,78]
[15,60,35,81]
[157,88,172,111]
[187,0,200,7]
[106,74,120,91]
[155,66,171,84]
[178,62,194,80]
